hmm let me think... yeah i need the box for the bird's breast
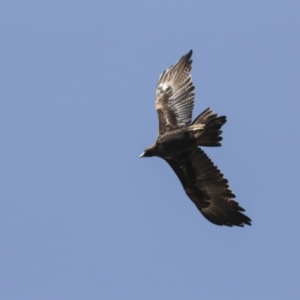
[157,129,195,157]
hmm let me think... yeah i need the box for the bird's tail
[191,108,226,147]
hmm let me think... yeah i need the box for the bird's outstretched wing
[155,50,195,135]
[165,147,252,227]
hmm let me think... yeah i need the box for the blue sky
[1,1,300,299]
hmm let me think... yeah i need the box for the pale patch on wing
[155,50,195,135]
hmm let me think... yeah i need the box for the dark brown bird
[140,50,251,227]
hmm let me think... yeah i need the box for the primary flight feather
[140,50,251,227]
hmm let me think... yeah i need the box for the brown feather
[165,148,251,227]
[155,50,194,135]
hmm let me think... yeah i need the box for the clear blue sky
[1,1,300,299]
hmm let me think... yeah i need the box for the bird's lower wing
[165,147,251,227]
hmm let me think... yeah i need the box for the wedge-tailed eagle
[140,50,251,227]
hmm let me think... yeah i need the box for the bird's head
[139,144,157,158]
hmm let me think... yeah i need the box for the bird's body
[146,128,198,158]
[140,50,251,227]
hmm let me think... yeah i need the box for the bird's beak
[139,151,145,158]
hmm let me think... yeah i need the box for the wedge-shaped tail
[191,108,226,147]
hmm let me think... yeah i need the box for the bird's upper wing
[165,147,251,227]
[155,50,195,135]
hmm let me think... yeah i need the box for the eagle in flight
[140,50,251,227]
